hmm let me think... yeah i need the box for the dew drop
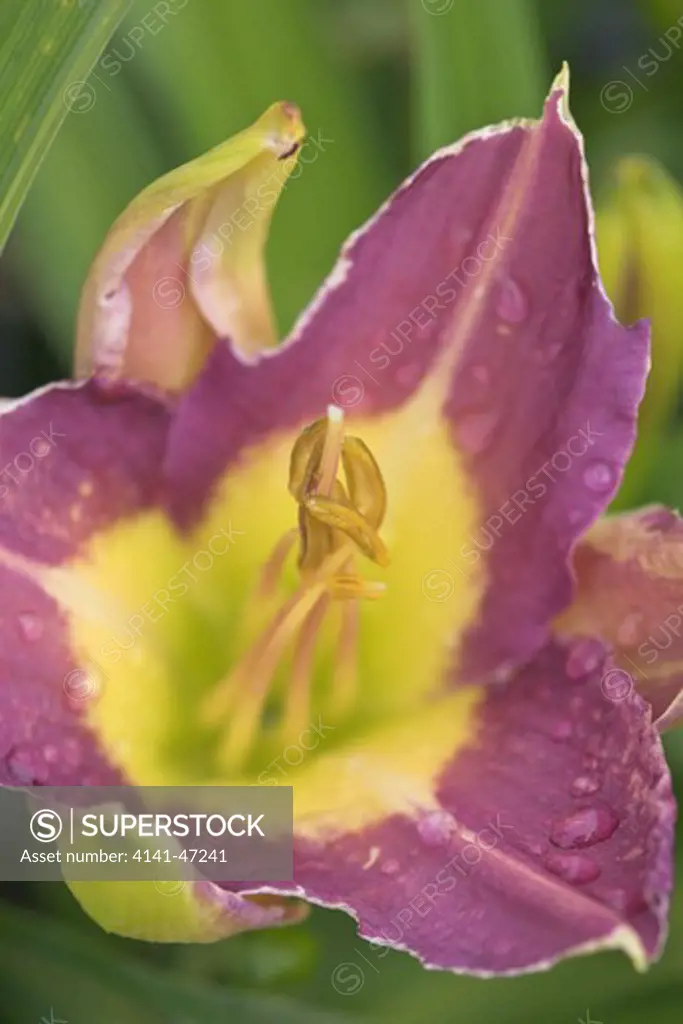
[640,507,679,533]
[617,611,644,647]
[455,410,498,454]
[600,886,647,915]
[470,363,491,386]
[417,810,455,847]
[543,851,601,884]
[583,460,615,493]
[569,694,585,714]
[454,226,473,245]
[43,744,59,764]
[496,276,529,324]
[570,775,602,797]
[395,362,422,389]
[549,719,573,742]
[550,804,619,849]
[381,858,400,876]
[18,612,43,642]
[62,737,83,768]
[536,341,563,365]
[585,734,604,757]
[5,748,42,785]
[568,507,588,528]
[565,638,604,680]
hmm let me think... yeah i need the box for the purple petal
[0,568,121,786]
[259,641,674,974]
[0,381,171,784]
[0,381,170,563]
[560,505,683,729]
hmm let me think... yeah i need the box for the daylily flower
[1,67,679,975]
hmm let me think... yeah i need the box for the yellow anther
[341,435,387,530]
[298,505,335,574]
[288,418,326,501]
[288,407,389,579]
[303,495,390,567]
[298,478,350,574]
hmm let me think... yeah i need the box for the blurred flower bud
[597,156,683,503]
[75,102,305,393]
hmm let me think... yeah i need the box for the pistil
[316,404,345,496]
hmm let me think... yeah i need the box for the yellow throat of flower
[201,406,389,773]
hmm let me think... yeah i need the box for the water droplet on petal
[617,612,644,647]
[549,719,573,742]
[470,363,491,386]
[569,694,585,714]
[62,737,83,769]
[565,639,604,679]
[395,362,423,389]
[381,858,400,876]
[455,410,498,454]
[600,886,647,915]
[544,851,601,884]
[496,276,529,324]
[583,460,615,493]
[4,748,44,785]
[550,804,619,849]
[18,612,43,642]
[585,734,604,758]
[568,507,592,530]
[536,341,563,365]
[570,775,602,797]
[418,810,455,847]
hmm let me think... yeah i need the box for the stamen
[328,598,360,720]
[303,495,390,567]
[209,581,328,771]
[254,528,298,600]
[341,436,387,529]
[203,546,353,770]
[209,412,390,769]
[281,592,331,741]
[288,419,326,502]
[316,404,345,496]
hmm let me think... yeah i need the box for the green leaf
[0,899,359,1024]
[409,0,548,160]
[0,0,131,253]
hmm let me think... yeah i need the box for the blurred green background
[3,0,683,1020]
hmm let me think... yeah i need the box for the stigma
[202,407,389,773]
